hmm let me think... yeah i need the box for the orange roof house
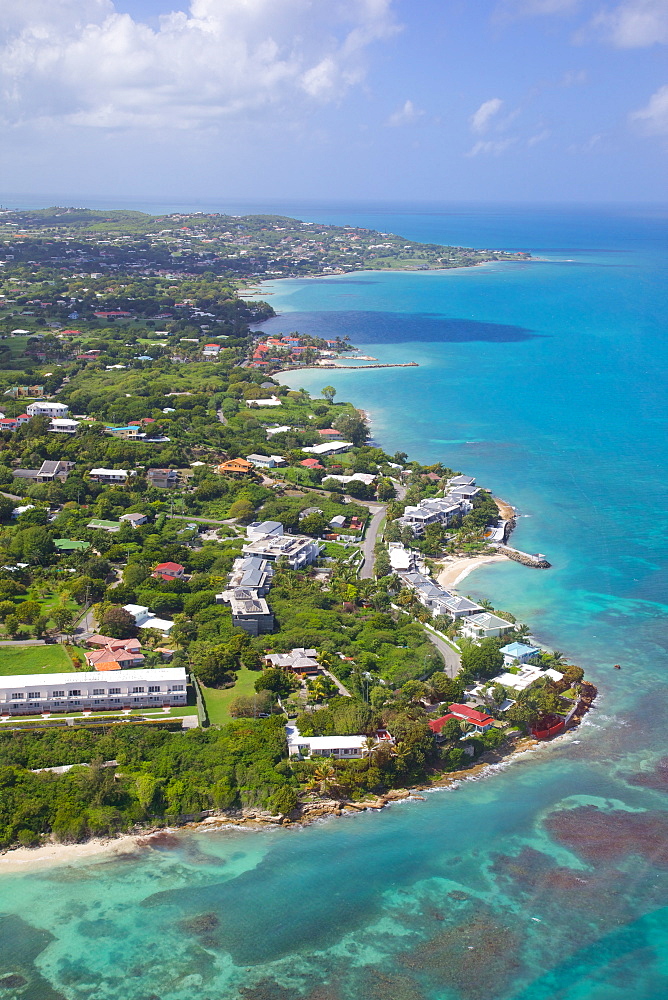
[217,458,253,475]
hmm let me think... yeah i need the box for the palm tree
[308,763,337,797]
[362,736,378,770]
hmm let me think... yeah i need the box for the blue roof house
[501,642,541,667]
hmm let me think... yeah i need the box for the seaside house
[460,613,514,641]
[429,704,496,736]
[286,724,393,759]
[500,642,541,666]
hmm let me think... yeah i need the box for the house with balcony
[0,667,187,716]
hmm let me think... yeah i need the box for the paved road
[358,502,386,580]
[423,629,461,679]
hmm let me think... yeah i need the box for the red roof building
[152,561,185,581]
[300,458,324,470]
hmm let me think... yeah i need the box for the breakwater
[280,362,419,372]
[495,543,551,568]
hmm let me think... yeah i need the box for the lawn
[201,666,260,726]
[0,644,75,675]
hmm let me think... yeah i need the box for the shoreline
[0,732,547,873]
[436,553,509,591]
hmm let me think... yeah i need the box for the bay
[1,205,667,1000]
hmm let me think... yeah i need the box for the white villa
[123,604,174,635]
[286,724,393,759]
[0,667,187,716]
[460,613,514,641]
[27,401,69,418]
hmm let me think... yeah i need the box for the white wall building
[460,613,514,640]
[0,667,187,716]
[27,401,69,418]
[90,468,129,483]
[48,418,80,434]
[123,604,174,635]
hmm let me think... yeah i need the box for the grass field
[201,666,260,726]
[0,645,74,675]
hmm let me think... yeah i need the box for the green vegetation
[0,644,75,675]
[201,667,260,726]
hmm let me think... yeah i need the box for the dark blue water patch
[258,311,540,344]
[0,915,66,1000]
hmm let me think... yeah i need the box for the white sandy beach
[436,553,508,591]
[0,833,143,873]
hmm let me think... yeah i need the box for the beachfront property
[286,724,394,759]
[402,570,484,619]
[429,703,496,736]
[488,663,564,693]
[500,642,541,666]
[266,648,321,676]
[0,667,187,716]
[26,401,69,418]
[123,604,175,635]
[398,497,465,537]
[242,524,323,569]
[460,612,514,640]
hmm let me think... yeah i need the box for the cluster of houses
[398,475,481,537]
[250,334,340,369]
[216,521,323,635]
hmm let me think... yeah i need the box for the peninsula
[0,209,591,859]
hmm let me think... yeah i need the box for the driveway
[358,503,386,580]
[423,629,461,679]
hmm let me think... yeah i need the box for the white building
[301,441,353,456]
[266,425,292,437]
[399,497,464,537]
[460,613,514,641]
[123,604,174,635]
[243,529,323,570]
[27,401,69,418]
[247,454,286,469]
[49,419,80,434]
[247,395,282,407]
[489,665,564,693]
[0,667,187,716]
[286,724,393,759]
[90,468,129,483]
[322,473,376,486]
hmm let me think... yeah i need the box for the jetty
[494,544,551,569]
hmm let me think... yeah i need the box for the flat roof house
[242,529,323,570]
[226,589,274,636]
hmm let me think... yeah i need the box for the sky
[1,0,667,205]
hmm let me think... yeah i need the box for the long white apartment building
[0,667,188,716]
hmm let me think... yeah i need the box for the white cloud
[386,99,425,126]
[0,0,400,130]
[631,84,668,134]
[467,138,516,156]
[470,97,504,133]
[493,0,581,21]
[590,0,668,47]
[527,128,551,145]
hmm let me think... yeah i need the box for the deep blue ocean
[1,203,667,1000]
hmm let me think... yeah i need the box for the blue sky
[1,0,667,203]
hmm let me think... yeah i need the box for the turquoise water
[1,206,667,1000]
